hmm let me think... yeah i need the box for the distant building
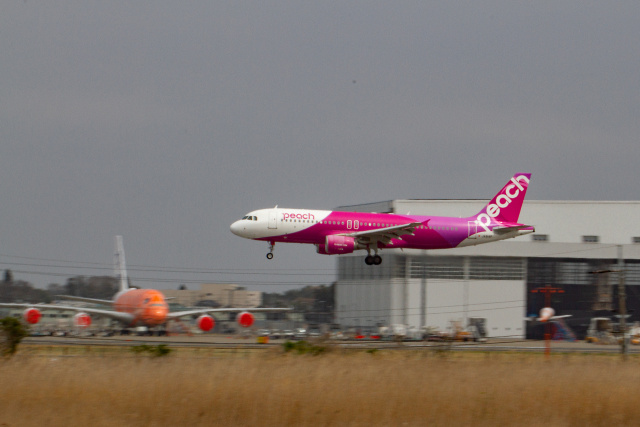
[335,200,640,339]
[161,283,262,308]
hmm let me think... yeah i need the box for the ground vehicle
[467,317,488,342]
[585,318,617,344]
[269,329,281,339]
[307,329,321,339]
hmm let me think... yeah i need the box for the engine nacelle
[317,235,355,255]
[196,314,215,332]
[23,308,42,324]
[236,311,254,328]
[73,312,92,328]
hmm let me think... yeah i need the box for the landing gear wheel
[373,255,382,265]
[365,255,374,265]
[266,241,275,260]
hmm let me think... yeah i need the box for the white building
[335,200,640,338]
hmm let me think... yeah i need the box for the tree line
[0,269,118,303]
[0,269,335,315]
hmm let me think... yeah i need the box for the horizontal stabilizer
[493,224,534,234]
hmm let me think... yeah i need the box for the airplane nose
[230,221,244,236]
[145,305,169,326]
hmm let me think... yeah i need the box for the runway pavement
[21,334,639,354]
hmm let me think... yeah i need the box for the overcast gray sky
[1,2,639,292]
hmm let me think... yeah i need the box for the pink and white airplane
[231,173,534,265]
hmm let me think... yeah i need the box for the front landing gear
[266,241,275,260]
[364,254,382,265]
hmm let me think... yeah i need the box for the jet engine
[23,308,42,324]
[196,314,215,332]
[316,235,356,255]
[73,312,92,328]
[236,311,255,328]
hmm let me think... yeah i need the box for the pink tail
[473,173,531,228]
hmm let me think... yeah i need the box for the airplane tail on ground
[114,235,129,292]
[472,173,531,230]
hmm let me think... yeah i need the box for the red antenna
[531,285,565,358]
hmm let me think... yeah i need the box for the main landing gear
[364,253,382,265]
[266,241,275,260]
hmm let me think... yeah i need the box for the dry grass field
[2,346,640,426]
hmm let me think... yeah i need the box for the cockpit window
[253,216,258,221]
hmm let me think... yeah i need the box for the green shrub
[130,344,172,357]
[0,317,29,357]
[282,340,328,356]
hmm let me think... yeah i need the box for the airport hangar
[333,200,640,339]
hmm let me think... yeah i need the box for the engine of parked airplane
[236,311,254,328]
[316,235,356,255]
[196,314,215,332]
[23,308,42,324]
[73,312,92,328]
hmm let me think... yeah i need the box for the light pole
[590,245,628,360]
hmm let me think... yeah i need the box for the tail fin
[114,235,129,292]
[473,173,531,231]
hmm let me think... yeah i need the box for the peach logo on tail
[476,175,529,232]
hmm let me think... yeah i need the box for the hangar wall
[334,200,640,339]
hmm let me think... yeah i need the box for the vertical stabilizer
[114,235,129,292]
[472,173,531,231]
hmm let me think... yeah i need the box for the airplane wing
[167,307,291,320]
[547,315,572,320]
[55,295,114,306]
[525,314,572,322]
[0,303,135,324]
[343,222,423,247]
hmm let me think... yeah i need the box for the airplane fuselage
[230,173,534,264]
[231,208,533,251]
[113,288,169,327]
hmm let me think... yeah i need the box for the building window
[633,237,640,244]
[469,257,525,280]
[582,235,600,243]
[532,234,548,242]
